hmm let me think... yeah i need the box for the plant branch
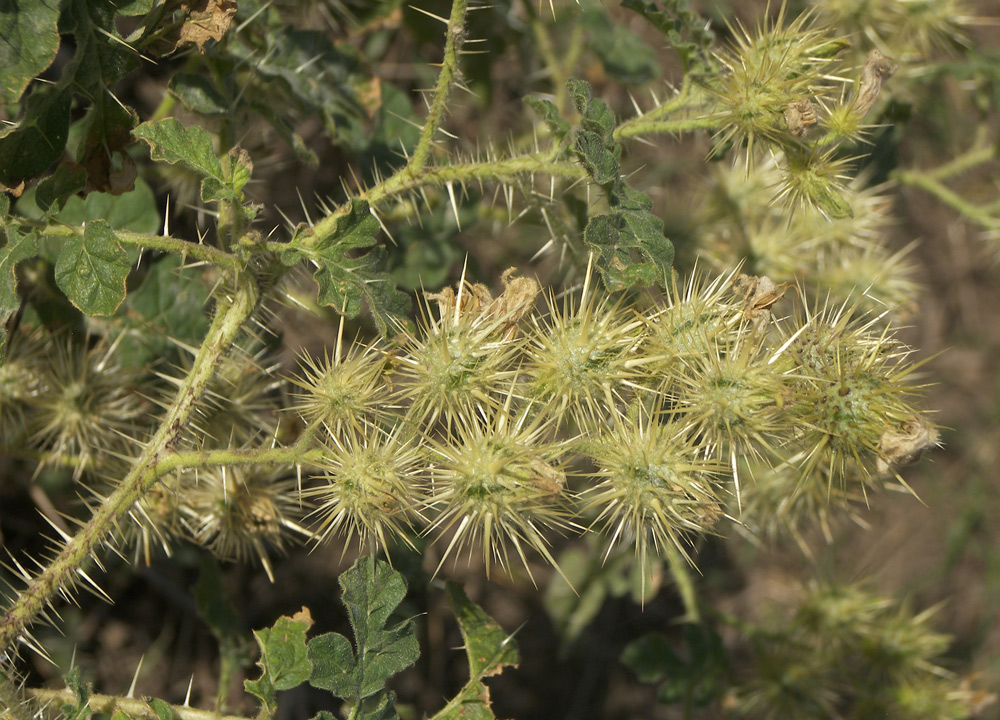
[286,154,586,250]
[0,272,258,652]
[155,434,326,478]
[32,225,241,271]
[409,0,469,172]
[892,128,1000,231]
[894,169,1000,232]
[25,688,251,720]
[614,79,715,139]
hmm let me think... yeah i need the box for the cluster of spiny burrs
[281,263,936,578]
[0,262,937,582]
[729,582,990,719]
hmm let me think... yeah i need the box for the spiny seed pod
[178,467,310,582]
[525,274,648,429]
[392,274,530,432]
[30,334,146,481]
[0,331,45,443]
[813,0,972,58]
[775,145,856,219]
[423,395,573,579]
[777,300,929,489]
[670,327,786,505]
[812,242,919,317]
[731,584,968,719]
[287,339,391,434]
[708,7,847,157]
[736,447,869,551]
[303,424,425,554]
[581,405,724,568]
[642,268,742,384]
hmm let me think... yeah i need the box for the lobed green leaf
[283,200,410,333]
[524,96,571,147]
[52,220,131,316]
[132,118,236,203]
[568,80,674,290]
[245,611,314,714]
[446,582,519,680]
[308,556,420,703]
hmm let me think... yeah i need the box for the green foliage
[0,0,61,105]
[0,85,72,190]
[569,79,675,290]
[241,557,517,720]
[60,667,92,720]
[281,200,410,333]
[133,119,250,206]
[621,625,727,709]
[436,582,521,720]
[52,221,131,316]
[245,614,314,715]
[0,224,37,362]
[307,556,419,707]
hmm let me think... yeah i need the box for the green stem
[616,116,720,138]
[614,79,714,139]
[155,436,326,478]
[665,542,700,623]
[920,133,995,182]
[409,0,469,172]
[894,169,1000,232]
[0,272,258,652]
[25,688,251,720]
[31,225,241,271]
[892,128,999,231]
[291,155,585,250]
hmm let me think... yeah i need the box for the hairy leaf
[147,697,180,720]
[446,582,519,680]
[53,220,131,316]
[60,667,92,720]
[0,85,72,190]
[0,0,62,104]
[568,80,674,290]
[434,583,520,720]
[245,610,315,715]
[282,200,410,333]
[308,556,419,704]
[524,96,571,147]
[0,224,38,363]
[569,78,620,186]
[132,118,241,203]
